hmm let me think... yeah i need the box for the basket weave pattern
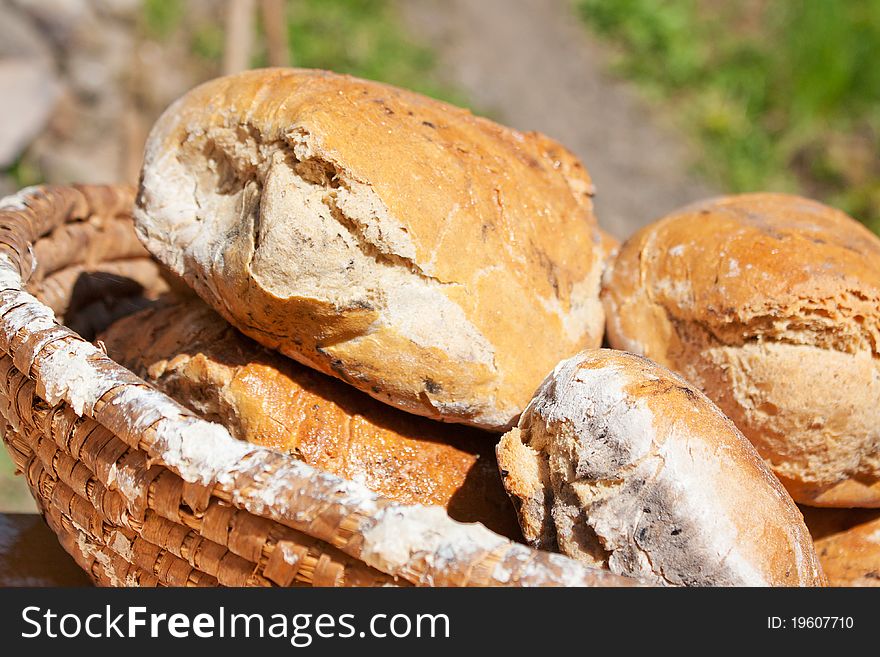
[0,184,633,588]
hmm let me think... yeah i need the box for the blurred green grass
[577,0,880,233]
[143,0,186,40]
[0,430,35,512]
[150,0,465,105]
[278,0,466,105]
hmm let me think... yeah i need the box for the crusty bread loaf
[601,193,880,506]
[98,299,521,539]
[134,68,607,431]
[598,227,619,263]
[801,507,880,586]
[496,349,825,586]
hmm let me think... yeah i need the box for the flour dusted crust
[98,299,520,539]
[134,68,606,431]
[497,349,825,586]
[801,507,880,586]
[602,193,880,506]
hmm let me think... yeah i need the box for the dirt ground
[398,0,719,239]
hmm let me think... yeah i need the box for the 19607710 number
[768,617,854,629]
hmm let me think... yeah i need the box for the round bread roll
[134,68,606,431]
[801,507,880,586]
[496,349,825,586]
[98,299,521,539]
[601,193,880,506]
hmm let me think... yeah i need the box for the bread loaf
[496,349,825,586]
[134,68,607,431]
[98,299,521,539]
[601,193,880,506]
[801,507,880,586]
[598,227,619,263]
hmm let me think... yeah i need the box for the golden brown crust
[801,507,880,586]
[597,227,619,265]
[602,193,880,505]
[135,68,606,431]
[497,349,825,586]
[803,479,880,508]
[98,299,521,539]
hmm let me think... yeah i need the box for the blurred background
[1,0,878,512]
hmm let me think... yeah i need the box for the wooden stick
[260,0,289,67]
[223,0,256,75]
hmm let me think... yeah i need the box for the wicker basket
[0,184,633,588]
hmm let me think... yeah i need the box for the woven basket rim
[0,183,637,587]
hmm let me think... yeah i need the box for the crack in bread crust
[602,193,880,504]
[135,69,607,430]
